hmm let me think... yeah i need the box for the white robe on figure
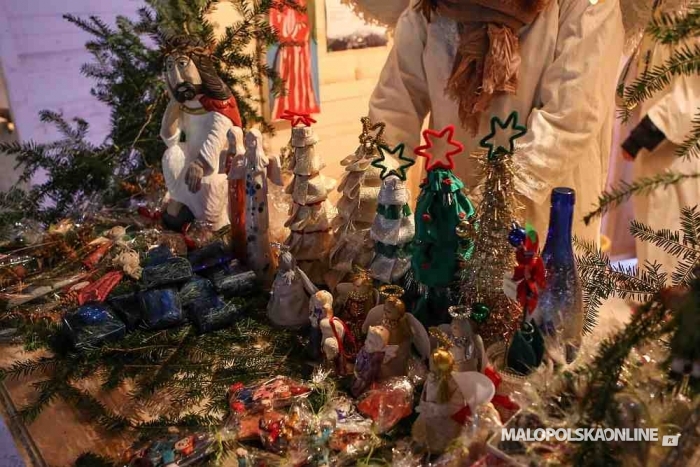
[630,35,700,275]
[161,102,233,230]
[368,0,623,242]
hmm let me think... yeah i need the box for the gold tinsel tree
[460,148,523,346]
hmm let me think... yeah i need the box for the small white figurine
[267,249,318,328]
[412,348,495,454]
[435,306,487,373]
[362,286,430,379]
[229,129,283,283]
[160,35,242,231]
[308,290,354,375]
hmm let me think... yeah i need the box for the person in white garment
[160,35,243,231]
[368,0,624,242]
[620,19,700,275]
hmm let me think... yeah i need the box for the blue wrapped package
[144,244,174,266]
[189,301,241,334]
[187,241,234,273]
[139,288,186,330]
[141,256,193,289]
[62,302,126,350]
[179,276,222,315]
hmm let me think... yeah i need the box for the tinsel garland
[460,150,523,346]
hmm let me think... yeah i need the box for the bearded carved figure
[160,35,242,231]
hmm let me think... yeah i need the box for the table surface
[0,299,634,467]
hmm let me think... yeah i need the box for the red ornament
[422,213,432,222]
[231,382,244,392]
[231,401,246,413]
[458,212,466,219]
[512,230,546,313]
[442,178,452,186]
[280,109,317,127]
[421,263,430,270]
[413,125,464,171]
[77,271,124,305]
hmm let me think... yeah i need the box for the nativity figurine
[160,35,242,231]
[412,349,495,454]
[308,291,355,375]
[362,286,430,379]
[334,268,379,341]
[433,305,487,373]
[267,248,318,328]
[351,325,397,398]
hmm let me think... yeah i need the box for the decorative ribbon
[376,203,412,220]
[374,241,412,258]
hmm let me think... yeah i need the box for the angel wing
[362,304,385,334]
[475,334,487,373]
[405,313,430,361]
[451,371,495,412]
[383,344,399,363]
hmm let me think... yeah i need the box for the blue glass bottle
[536,187,584,363]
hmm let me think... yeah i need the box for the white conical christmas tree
[327,117,384,286]
[283,122,336,283]
[369,174,415,283]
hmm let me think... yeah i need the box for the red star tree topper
[413,125,464,171]
[280,109,317,127]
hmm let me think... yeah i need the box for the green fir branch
[647,6,700,44]
[630,220,700,260]
[620,44,700,120]
[583,172,700,224]
[675,110,700,159]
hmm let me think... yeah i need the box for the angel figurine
[229,129,284,283]
[334,268,379,340]
[362,286,430,379]
[267,247,318,328]
[433,306,487,373]
[308,291,355,375]
[351,325,398,398]
[412,349,495,454]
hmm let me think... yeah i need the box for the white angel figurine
[412,349,495,454]
[434,306,487,373]
[309,291,354,375]
[362,288,430,379]
[267,249,318,328]
[229,129,283,283]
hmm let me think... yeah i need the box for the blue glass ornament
[139,288,185,330]
[63,303,126,350]
[535,187,584,363]
[508,224,527,247]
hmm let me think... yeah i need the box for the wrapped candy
[141,257,193,289]
[122,431,215,466]
[357,377,414,433]
[228,376,311,414]
[62,302,126,350]
[139,288,186,330]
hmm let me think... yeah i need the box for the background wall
[0,0,407,199]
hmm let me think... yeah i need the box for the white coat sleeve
[368,5,430,149]
[512,0,623,205]
[200,113,233,175]
[646,43,700,145]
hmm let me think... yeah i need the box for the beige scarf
[421,0,551,135]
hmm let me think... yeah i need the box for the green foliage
[675,109,700,158]
[583,172,700,224]
[620,43,700,121]
[0,0,299,229]
[647,5,700,45]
